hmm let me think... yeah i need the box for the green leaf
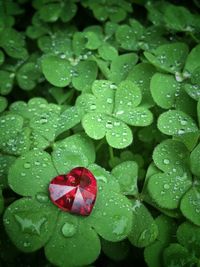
[101,239,130,261]
[152,139,190,173]
[8,150,57,196]
[82,112,106,140]
[0,154,16,188]
[88,163,121,193]
[127,63,156,107]
[115,80,142,110]
[115,106,153,127]
[88,187,132,242]
[45,211,101,267]
[163,243,196,267]
[41,54,71,87]
[92,79,115,114]
[3,197,58,252]
[30,109,60,142]
[144,215,176,267]
[52,147,89,174]
[55,106,80,136]
[0,96,8,112]
[115,25,137,50]
[128,201,158,247]
[0,49,4,65]
[164,5,195,32]
[180,186,200,226]
[184,44,200,74]
[0,70,14,95]
[39,3,62,22]
[150,73,181,109]
[98,43,118,61]
[144,43,189,74]
[72,60,98,91]
[16,62,41,91]
[0,28,28,59]
[111,161,138,195]
[76,92,98,116]
[147,171,192,209]
[174,131,199,152]
[175,89,197,118]
[60,1,77,22]
[158,110,198,136]
[82,112,133,149]
[0,113,24,145]
[84,31,102,50]
[190,143,200,176]
[177,221,200,259]
[144,241,165,267]
[109,53,138,84]
[54,133,96,164]
[0,189,4,214]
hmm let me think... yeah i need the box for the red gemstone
[49,167,97,216]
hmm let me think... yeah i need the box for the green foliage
[1,0,200,266]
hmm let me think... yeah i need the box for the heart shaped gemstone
[49,167,97,216]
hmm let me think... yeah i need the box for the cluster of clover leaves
[1,0,200,266]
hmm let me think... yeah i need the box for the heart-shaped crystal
[49,167,97,216]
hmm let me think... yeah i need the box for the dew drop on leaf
[23,162,31,169]
[61,222,77,237]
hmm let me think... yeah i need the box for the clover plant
[0,0,200,266]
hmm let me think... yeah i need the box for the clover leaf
[0,28,28,59]
[147,171,192,209]
[0,96,8,113]
[44,211,101,267]
[111,161,138,195]
[158,110,198,136]
[128,200,158,247]
[6,97,81,152]
[151,73,181,109]
[177,221,200,259]
[109,53,138,84]
[0,70,14,95]
[3,197,59,252]
[4,133,133,266]
[76,80,153,148]
[0,154,16,189]
[82,0,132,23]
[163,243,196,267]
[144,215,176,267]
[127,63,156,108]
[8,150,57,196]
[147,139,192,209]
[180,186,200,226]
[0,189,4,215]
[164,5,199,32]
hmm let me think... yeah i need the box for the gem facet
[49,167,97,216]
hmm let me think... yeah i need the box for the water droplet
[36,192,48,203]
[178,129,185,135]
[163,159,170,165]
[23,241,31,247]
[90,104,96,110]
[112,216,128,235]
[106,121,113,129]
[180,119,187,126]
[163,184,170,190]
[106,98,113,104]
[14,214,46,235]
[24,162,31,169]
[62,222,77,237]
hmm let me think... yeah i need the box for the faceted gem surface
[49,167,97,216]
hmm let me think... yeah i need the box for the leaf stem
[95,139,105,152]
[109,146,114,161]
